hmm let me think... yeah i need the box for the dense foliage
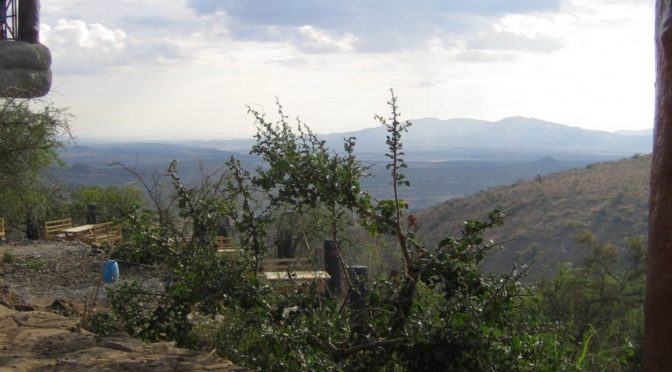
[0,98,71,231]
[535,232,645,370]
[87,92,644,371]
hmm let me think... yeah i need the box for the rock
[47,298,81,317]
[0,304,243,370]
[14,303,35,311]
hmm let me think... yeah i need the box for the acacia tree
[0,98,71,236]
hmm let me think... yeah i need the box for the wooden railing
[81,222,122,245]
[44,218,72,240]
[216,235,241,257]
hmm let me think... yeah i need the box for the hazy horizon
[40,0,653,140]
[70,115,654,144]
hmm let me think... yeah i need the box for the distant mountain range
[180,116,652,162]
[322,117,652,161]
[56,116,652,210]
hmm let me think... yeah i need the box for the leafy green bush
[535,233,645,370]
[68,185,142,223]
[0,98,71,234]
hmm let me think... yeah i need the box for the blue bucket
[102,260,119,284]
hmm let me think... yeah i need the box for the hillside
[415,154,650,275]
[56,143,590,210]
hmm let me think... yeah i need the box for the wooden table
[263,270,331,293]
[62,224,94,241]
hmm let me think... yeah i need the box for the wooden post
[324,240,342,295]
[277,230,293,258]
[645,1,672,369]
[348,265,369,339]
[25,209,39,240]
[17,0,39,43]
[86,204,97,225]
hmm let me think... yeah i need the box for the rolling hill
[414,154,650,276]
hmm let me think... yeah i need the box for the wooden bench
[81,222,122,245]
[44,218,73,240]
[216,235,242,257]
[0,217,5,240]
[260,258,330,293]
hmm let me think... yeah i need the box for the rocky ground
[0,240,244,371]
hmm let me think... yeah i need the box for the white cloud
[38,0,655,140]
[294,26,357,53]
[44,19,126,50]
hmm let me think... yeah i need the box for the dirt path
[0,240,244,371]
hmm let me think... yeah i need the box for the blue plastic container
[102,260,119,284]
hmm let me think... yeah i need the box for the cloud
[45,19,126,51]
[41,19,186,74]
[186,0,562,53]
[293,26,357,53]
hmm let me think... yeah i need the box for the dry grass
[415,154,650,276]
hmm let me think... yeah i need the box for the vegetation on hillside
[85,93,643,370]
[416,154,650,275]
[0,95,645,370]
[0,98,72,237]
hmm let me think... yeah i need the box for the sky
[39,0,654,141]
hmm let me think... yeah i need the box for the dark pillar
[324,240,342,295]
[18,0,39,43]
[645,1,672,369]
[216,217,229,237]
[348,265,369,339]
[277,231,293,258]
[86,204,97,224]
[26,210,39,240]
[1,1,7,40]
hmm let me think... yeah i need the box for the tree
[537,233,645,370]
[0,98,71,234]
[646,1,672,369]
[98,92,579,371]
[68,185,142,223]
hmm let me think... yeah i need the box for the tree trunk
[645,1,672,369]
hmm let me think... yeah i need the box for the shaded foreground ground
[0,240,244,371]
